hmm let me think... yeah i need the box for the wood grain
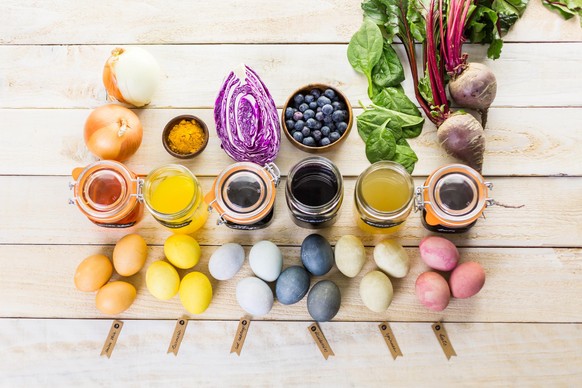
[1,175,580,247]
[1,107,581,177]
[2,43,582,109]
[1,245,580,321]
[1,319,580,386]
[0,0,580,44]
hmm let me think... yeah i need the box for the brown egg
[74,254,113,292]
[95,281,136,315]
[113,233,148,276]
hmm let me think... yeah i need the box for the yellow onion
[103,47,161,107]
[84,104,143,161]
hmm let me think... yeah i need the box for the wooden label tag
[230,317,251,356]
[100,320,123,358]
[378,322,403,359]
[167,317,189,356]
[308,323,334,360]
[432,322,457,360]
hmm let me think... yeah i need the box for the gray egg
[276,266,310,305]
[208,243,245,281]
[307,280,341,322]
[301,234,334,276]
[236,277,274,316]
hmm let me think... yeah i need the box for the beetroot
[437,113,485,172]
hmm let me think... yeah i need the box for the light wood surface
[1,0,581,386]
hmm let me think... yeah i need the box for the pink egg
[449,262,486,299]
[415,272,450,311]
[419,236,460,271]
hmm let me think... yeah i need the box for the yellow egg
[113,233,148,276]
[95,281,136,315]
[179,272,212,314]
[74,254,113,292]
[146,261,180,300]
[164,234,201,269]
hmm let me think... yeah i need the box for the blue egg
[275,266,310,305]
[301,234,334,276]
[307,280,341,322]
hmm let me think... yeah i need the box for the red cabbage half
[214,64,281,165]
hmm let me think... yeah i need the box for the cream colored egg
[359,270,394,313]
[335,235,366,278]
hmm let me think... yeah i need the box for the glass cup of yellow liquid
[354,161,415,234]
[142,164,209,234]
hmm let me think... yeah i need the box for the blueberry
[286,120,295,130]
[294,94,304,105]
[312,130,322,142]
[285,107,295,119]
[317,96,331,107]
[293,131,304,142]
[310,88,322,98]
[331,101,340,110]
[304,95,315,104]
[303,137,316,146]
[299,103,309,113]
[328,122,336,130]
[337,122,348,134]
[329,131,341,143]
[309,102,318,110]
[332,110,344,122]
[294,120,305,131]
[316,106,322,113]
[320,137,331,146]
[324,89,336,99]
[293,111,303,121]
[321,126,330,136]
[301,127,311,137]
[306,118,318,129]
[323,115,333,124]
[322,104,333,115]
[314,121,322,130]
[315,112,324,121]
[303,109,315,120]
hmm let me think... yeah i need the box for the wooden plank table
[1,0,581,385]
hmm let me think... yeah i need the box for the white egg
[335,235,366,278]
[236,277,274,316]
[249,240,283,282]
[208,243,245,281]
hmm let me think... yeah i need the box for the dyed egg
[275,266,310,305]
[415,272,450,311]
[236,277,274,316]
[112,233,148,276]
[359,270,393,313]
[373,239,410,278]
[146,261,180,300]
[419,236,460,271]
[208,243,245,281]
[335,235,366,278]
[164,234,201,269]
[74,254,113,292]
[307,280,341,322]
[179,272,212,314]
[449,261,486,299]
[249,241,283,282]
[301,234,334,276]
[95,281,136,315]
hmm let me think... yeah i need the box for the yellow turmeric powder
[167,119,206,154]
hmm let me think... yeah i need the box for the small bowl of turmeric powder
[162,115,209,159]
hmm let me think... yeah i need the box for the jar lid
[205,162,280,225]
[70,160,141,222]
[417,164,491,228]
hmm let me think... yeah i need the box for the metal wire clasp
[68,181,77,204]
[206,198,228,226]
[264,162,281,187]
[484,181,494,207]
[414,186,429,212]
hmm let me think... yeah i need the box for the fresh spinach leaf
[357,104,423,142]
[361,0,389,25]
[372,87,424,138]
[365,125,397,163]
[393,142,419,173]
[348,20,384,98]
[372,43,405,89]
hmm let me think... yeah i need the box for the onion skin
[103,49,126,104]
[84,104,143,162]
[437,113,485,173]
[449,63,497,126]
